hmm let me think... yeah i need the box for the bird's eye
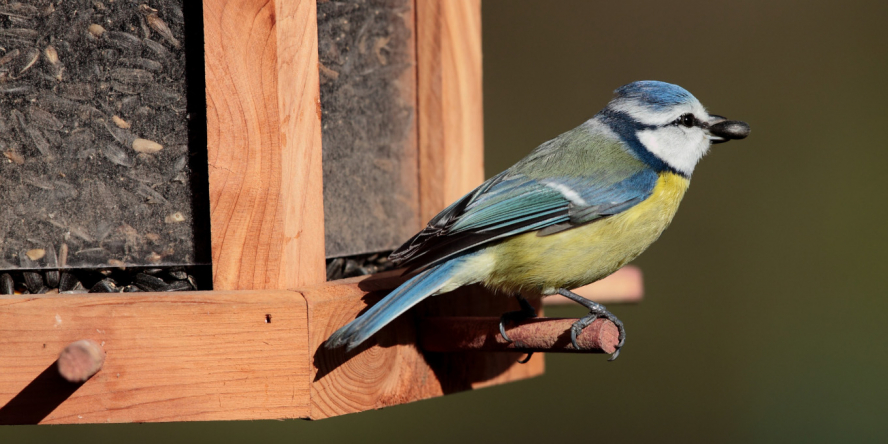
[678,114,695,127]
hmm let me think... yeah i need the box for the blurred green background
[4,0,887,442]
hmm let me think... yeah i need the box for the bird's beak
[704,114,750,144]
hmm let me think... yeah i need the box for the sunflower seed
[134,273,167,291]
[132,138,163,153]
[111,68,154,84]
[88,23,106,38]
[106,31,142,54]
[140,6,180,49]
[45,246,60,287]
[13,47,39,77]
[58,272,79,291]
[0,49,20,67]
[89,278,119,293]
[164,280,192,291]
[0,273,14,294]
[118,57,163,72]
[27,106,63,131]
[103,142,133,167]
[26,248,45,261]
[22,269,44,293]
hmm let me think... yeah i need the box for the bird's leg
[556,288,626,361]
[497,295,537,364]
[498,295,537,343]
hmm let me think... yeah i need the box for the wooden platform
[0,269,642,424]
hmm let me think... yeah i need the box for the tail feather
[325,259,463,351]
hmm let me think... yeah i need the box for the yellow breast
[480,172,690,295]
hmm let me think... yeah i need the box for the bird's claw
[497,296,537,344]
[498,314,514,343]
[498,296,537,364]
[569,309,626,361]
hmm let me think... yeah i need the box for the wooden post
[416,0,485,223]
[203,0,325,290]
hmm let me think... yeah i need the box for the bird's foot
[498,296,537,364]
[558,288,626,361]
[497,296,537,343]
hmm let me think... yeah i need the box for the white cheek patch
[636,128,710,175]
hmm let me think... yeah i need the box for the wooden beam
[0,272,589,424]
[203,0,325,290]
[0,290,310,424]
[416,0,485,222]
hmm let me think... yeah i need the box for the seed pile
[326,251,397,281]
[0,264,206,295]
[0,1,195,271]
[318,0,420,257]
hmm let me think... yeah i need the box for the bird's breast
[481,172,690,295]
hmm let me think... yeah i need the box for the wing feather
[391,168,658,272]
[390,121,661,272]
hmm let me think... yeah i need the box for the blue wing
[391,168,659,272]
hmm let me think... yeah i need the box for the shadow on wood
[304,273,544,419]
[312,288,414,383]
[312,280,532,391]
[0,362,82,425]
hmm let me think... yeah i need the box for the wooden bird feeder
[0,0,643,424]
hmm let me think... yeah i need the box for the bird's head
[597,80,749,177]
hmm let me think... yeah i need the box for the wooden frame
[0,0,642,424]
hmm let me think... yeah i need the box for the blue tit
[326,80,749,359]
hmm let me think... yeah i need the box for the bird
[325,80,749,360]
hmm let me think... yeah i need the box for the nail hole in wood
[265,314,271,323]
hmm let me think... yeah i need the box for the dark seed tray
[0,1,200,271]
[0,264,210,295]
[326,250,397,281]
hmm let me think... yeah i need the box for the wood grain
[416,0,485,222]
[0,290,310,424]
[305,272,543,420]
[204,0,325,290]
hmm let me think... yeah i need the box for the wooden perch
[57,340,105,383]
[421,317,619,354]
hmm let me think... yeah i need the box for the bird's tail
[324,258,464,352]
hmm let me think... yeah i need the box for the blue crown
[613,81,696,110]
